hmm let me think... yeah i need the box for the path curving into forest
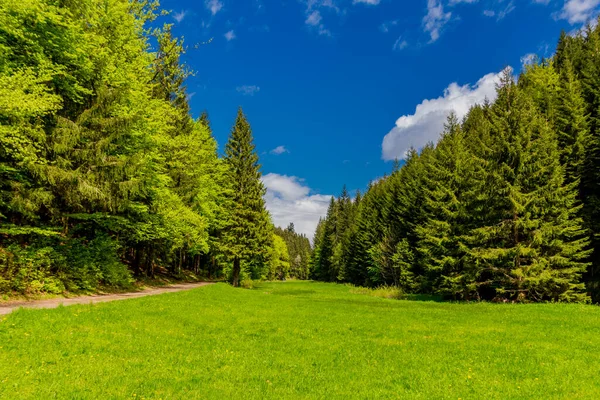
[0,282,214,315]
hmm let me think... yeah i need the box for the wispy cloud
[353,0,381,5]
[205,0,224,16]
[393,36,408,51]
[236,85,260,96]
[520,53,538,66]
[304,8,332,36]
[423,0,452,43]
[556,0,600,24]
[270,145,289,155]
[224,30,236,41]
[173,10,188,23]
[379,19,399,33]
[306,10,323,26]
[482,1,515,21]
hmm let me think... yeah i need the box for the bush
[240,278,255,289]
[0,245,65,295]
[61,235,133,291]
[348,285,404,300]
[0,234,132,295]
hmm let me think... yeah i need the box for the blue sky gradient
[157,0,599,236]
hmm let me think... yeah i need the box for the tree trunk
[232,257,241,287]
[133,246,142,277]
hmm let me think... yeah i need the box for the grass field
[1,281,599,399]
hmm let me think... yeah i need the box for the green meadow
[1,281,599,399]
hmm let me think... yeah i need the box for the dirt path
[0,282,214,315]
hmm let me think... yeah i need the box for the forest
[0,0,310,294]
[2,0,600,304]
[311,31,600,303]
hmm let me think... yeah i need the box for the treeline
[312,24,600,303]
[0,0,306,294]
[274,224,312,280]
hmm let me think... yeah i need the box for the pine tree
[309,218,326,280]
[222,108,272,286]
[468,73,590,302]
[345,185,375,286]
[555,58,589,186]
[417,113,481,298]
[320,197,338,282]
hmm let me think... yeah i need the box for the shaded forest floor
[1,281,599,399]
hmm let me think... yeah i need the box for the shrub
[240,278,255,289]
[348,285,404,300]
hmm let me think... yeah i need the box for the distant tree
[267,234,290,280]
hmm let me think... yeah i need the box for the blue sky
[158,0,599,237]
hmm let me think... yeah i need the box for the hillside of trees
[0,0,310,294]
[311,27,600,303]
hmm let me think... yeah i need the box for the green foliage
[0,234,131,294]
[312,50,597,302]
[274,224,311,279]
[267,234,290,280]
[0,0,239,293]
[221,108,273,286]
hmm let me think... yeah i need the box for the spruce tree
[222,108,272,286]
[417,113,480,298]
[468,73,590,302]
[555,59,589,186]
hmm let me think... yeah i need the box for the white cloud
[206,0,224,16]
[236,85,260,96]
[381,69,506,161]
[423,0,452,43]
[270,145,289,155]
[306,10,323,26]
[482,0,515,21]
[521,53,538,66]
[304,8,332,36]
[262,173,332,239]
[496,1,516,20]
[449,0,479,4]
[393,36,408,50]
[224,30,236,41]
[353,0,381,5]
[557,0,600,24]
[379,19,399,33]
[173,10,188,23]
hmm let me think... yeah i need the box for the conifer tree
[309,218,326,280]
[345,185,376,286]
[222,108,273,286]
[417,113,480,298]
[468,72,590,301]
[555,59,589,186]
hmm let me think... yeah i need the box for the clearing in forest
[1,281,599,399]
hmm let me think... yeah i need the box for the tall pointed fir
[554,58,589,186]
[222,108,273,286]
[467,71,590,302]
[416,113,481,298]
